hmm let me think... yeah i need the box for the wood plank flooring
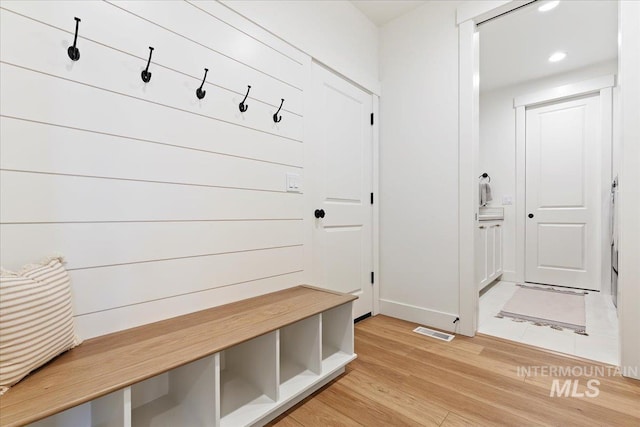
[268,315,640,426]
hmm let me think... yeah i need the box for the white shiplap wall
[0,1,310,338]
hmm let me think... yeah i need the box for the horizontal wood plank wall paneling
[0,13,303,141]
[0,70,303,167]
[0,1,304,112]
[0,117,301,193]
[0,171,303,222]
[70,245,303,315]
[76,273,306,339]
[0,221,303,270]
[0,0,309,338]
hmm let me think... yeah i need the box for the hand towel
[479,182,493,206]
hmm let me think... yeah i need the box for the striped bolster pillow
[0,257,82,395]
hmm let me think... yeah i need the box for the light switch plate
[286,173,301,193]
[502,195,513,205]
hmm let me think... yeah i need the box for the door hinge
[371,271,374,284]
[370,192,374,205]
[370,113,374,125]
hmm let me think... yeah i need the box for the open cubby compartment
[29,389,130,427]
[131,355,218,427]
[279,314,322,400]
[219,331,278,427]
[321,303,355,372]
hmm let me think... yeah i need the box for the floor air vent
[413,326,455,342]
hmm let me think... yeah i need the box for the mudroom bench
[0,286,357,427]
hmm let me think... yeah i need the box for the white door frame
[457,0,640,379]
[514,76,615,292]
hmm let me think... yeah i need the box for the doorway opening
[474,0,619,364]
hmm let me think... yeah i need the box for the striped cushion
[0,257,82,395]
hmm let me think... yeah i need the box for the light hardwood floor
[269,315,640,426]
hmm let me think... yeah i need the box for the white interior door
[525,95,601,290]
[310,63,373,319]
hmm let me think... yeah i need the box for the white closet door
[525,95,601,290]
[309,63,373,319]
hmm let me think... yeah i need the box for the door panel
[525,95,600,290]
[310,63,373,319]
[537,224,585,270]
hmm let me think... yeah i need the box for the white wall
[221,0,380,94]
[479,60,618,281]
[0,0,310,339]
[617,0,640,380]
[379,1,462,332]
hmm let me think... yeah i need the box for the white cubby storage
[220,332,278,427]
[16,288,356,427]
[29,389,130,427]
[279,315,322,401]
[322,303,355,373]
[132,356,218,426]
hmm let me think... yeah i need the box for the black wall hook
[141,46,154,83]
[273,98,284,123]
[196,68,209,99]
[239,85,251,112]
[67,17,81,61]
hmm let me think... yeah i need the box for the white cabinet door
[476,225,489,289]
[477,222,503,291]
[494,224,503,276]
[487,225,496,280]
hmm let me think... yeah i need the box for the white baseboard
[379,299,458,333]
[500,270,518,283]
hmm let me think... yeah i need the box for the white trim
[302,56,314,284]
[457,0,525,338]
[600,87,613,296]
[456,1,529,25]
[372,94,380,316]
[513,75,615,107]
[379,299,459,333]
[457,20,478,337]
[618,0,640,380]
[515,106,526,283]
[500,270,518,283]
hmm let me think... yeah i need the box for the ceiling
[351,1,426,27]
[479,0,618,92]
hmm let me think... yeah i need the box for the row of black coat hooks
[67,17,286,123]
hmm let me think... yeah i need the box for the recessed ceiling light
[548,51,567,62]
[539,1,560,12]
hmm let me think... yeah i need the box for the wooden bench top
[0,285,356,427]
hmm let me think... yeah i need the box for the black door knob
[314,209,325,219]
[528,213,534,218]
